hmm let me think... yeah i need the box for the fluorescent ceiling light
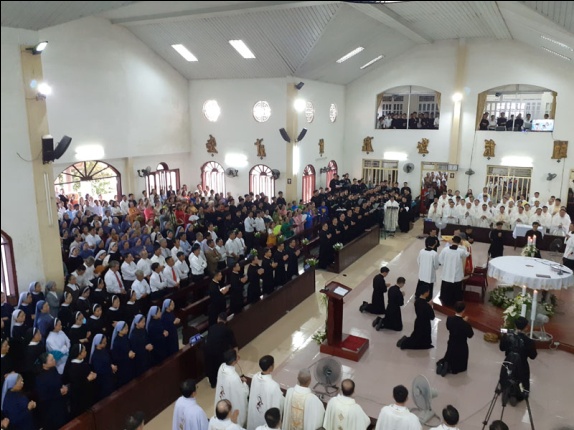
[541,47,571,61]
[37,82,52,96]
[336,47,364,63]
[360,55,384,69]
[75,145,104,161]
[540,35,573,51]
[500,156,532,167]
[171,44,198,62]
[224,153,248,168]
[229,40,256,59]
[452,92,463,102]
[384,152,408,161]
[35,41,48,52]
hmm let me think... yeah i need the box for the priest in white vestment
[209,400,245,430]
[427,202,442,222]
[384,197,400,233]
[247,356,285,430]
[255,407,281,430]
[458,202,474,226]
[492,206,509,230]
[323,379,370,430]
[473,204,492,228]
[510,206,528,229]
[441,200,459,225]
[375,385,421,430]
[550,208,571,236]
[173,379,209,430]
[215,350,250,428]
[429,405,461,430]
[540,207,552,231]
[282,369,325,430]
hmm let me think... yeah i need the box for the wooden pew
[332,226,381,273]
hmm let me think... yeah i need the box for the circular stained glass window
[203,100,221,122]
[329,103,338,122]
[253,101,271,122]
[305,101,315,123]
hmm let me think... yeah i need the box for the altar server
[416,238,439,300]
[438,236,469,307]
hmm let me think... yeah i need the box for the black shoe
[375,318,383,331]
[509,396,518,407]
[359,302,368,313]
[396,336,407,348]
[372,317,381,327]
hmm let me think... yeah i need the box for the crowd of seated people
[377,111,440,130]
[478,111,552,131]
[425,187,571,236]
[1,175,423,428]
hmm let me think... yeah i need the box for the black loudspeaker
[53,135,72,160]
[296,128,307,142]
[279,128,291,143]
[42,135,54,164]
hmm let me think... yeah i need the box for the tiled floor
[147,221,574,429]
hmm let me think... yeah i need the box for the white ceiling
[2,1,573,84]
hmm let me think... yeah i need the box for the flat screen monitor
[531,119,554,132]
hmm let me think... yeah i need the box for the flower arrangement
[301,238,310,246]
[254,231,262,238]
[277,235,285,244]
[489,286,558,328]
[312,293,329,345]
[333,242,344,251]
[212,226,218,232]
[311,329,327,345]
[502,293,533,329]
[488,286,514,308]
[249,249,258,257]
[305,258,318,267]
[521,243,539,257]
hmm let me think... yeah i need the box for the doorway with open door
[420,162,449,216]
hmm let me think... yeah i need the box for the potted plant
[333,242,343,251]
[312,293,329,345]
[304,258,318,271]
[301,238,310,246]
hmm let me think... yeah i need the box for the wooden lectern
[319,281,369,362]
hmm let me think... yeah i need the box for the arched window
[146,163,180,196]
[55,160,121,201]
[201,161,225,195]
[326,160,338,189]
[1,230,18,296]
[302,165,316,204]
[250,164,275,198]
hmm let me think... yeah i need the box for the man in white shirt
[104,261,126,295]
[173,379,208,430]
[83,257,96,283]
[136,249,152,278]
[150,245,166,269]
[417,237,440,300]
[247,355,284,430]
[235,232,247,259]
[563,223,574,270]
[255,407,280,430]
[149,262,167,300]
[159,239,172,260]
[375,385,421,430]
[131,270,151,300]
[215,349,250,428]
[174,251,190,287]
[429,405,460,430]
[206,223,219,243]
[209,400,244,430]
[244,212,256,251]
[171,239,184,262]
[72,265,91,289]
[438,236,469,307]
[121,253,137,290]
[225,231,240,267]
[215,238,228,269]
[163,256,180,289]
[282,369,325,430]
[476,187,490,203]
[119,195,129,215]
[190,245,208,283]
[254,212,266,233]
[323,379,370,430]
[84,226,99,249]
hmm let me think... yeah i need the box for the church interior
[1,1,574,429]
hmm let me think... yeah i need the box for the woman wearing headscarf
[44,282,60,318]
[23,328,44,392]
[89,334,115,401]
[1,373,36,430]
[68,311,91,347]
[146,306,167,365]
[124,290,140,326]
[110,321,135,388]
[87,304,106,341]
[94,250,107,269]
[107,241,122,264]
[63,344,97,418]
[17,293,34,328]
[27,282,44,309]
[1,338,14,385]
[67,245,84,274]
[1,292,14,338]
[57,291,74,332]
[160,299,180,358]
[33,300,53,339]
[10,310,27,371]
[75,286,91,317]
[128,314,153,377]
[45,318,70,374]
[35,352,68,430]
[64,274,81,303]
[105,295,123,335]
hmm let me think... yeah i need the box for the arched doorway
[55,160,121,201]
[146,162,180,196]
[250,164,275,197]
[302,164,316,203]
[326,160,338,190]
[201,161,225,195]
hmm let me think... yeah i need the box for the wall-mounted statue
[362,136,374,154]
[318,139,325,157]
[206,134,218,156]
[417,138,429,156]
[255,138,266,159]
[483,139,496,159]
[552,140,568,161]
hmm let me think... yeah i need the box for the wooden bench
[332,226,381,273]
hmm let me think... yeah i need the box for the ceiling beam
[111,1,340,26]
[347,3,432,44]
[469,1,512,39]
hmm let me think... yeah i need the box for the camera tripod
[481,377,535,430]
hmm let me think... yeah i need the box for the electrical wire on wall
[466,128,480,191]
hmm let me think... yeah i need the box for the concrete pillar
[20,47,65,288]
[285,83,299,202]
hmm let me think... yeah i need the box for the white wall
[1,27,47,287]
[293,78,345,190]
[189,78,288,197]
[345,39,574,202]
[40,16,189,165]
